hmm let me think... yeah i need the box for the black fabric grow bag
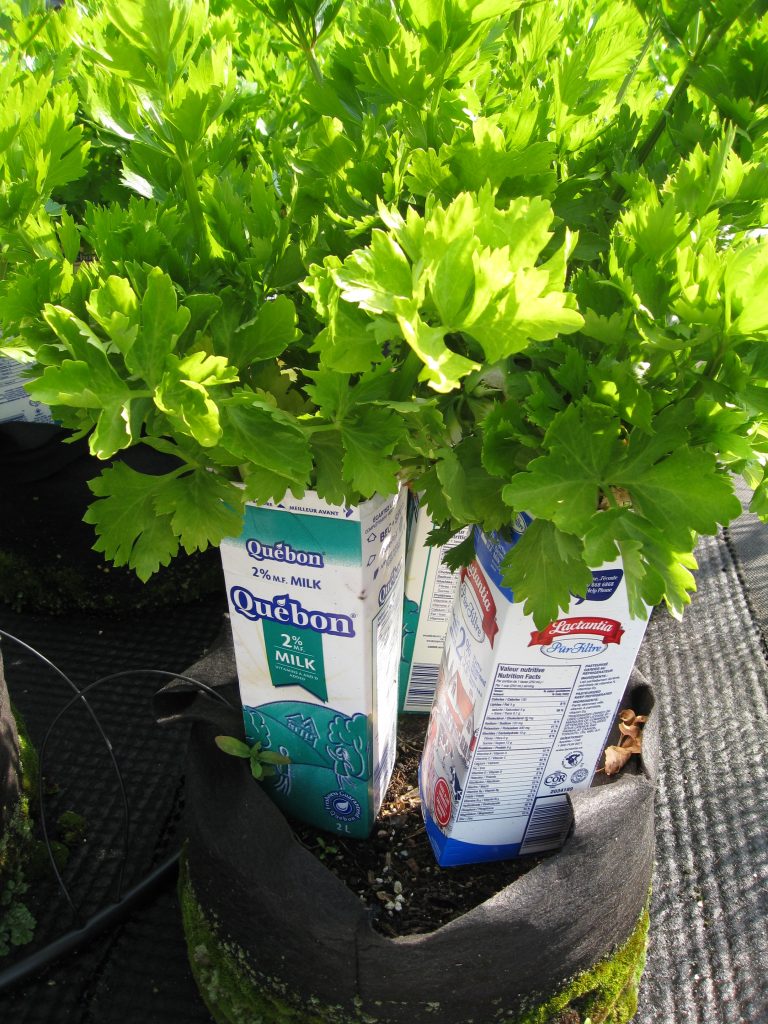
[159,636,658,1024]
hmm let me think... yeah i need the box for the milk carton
[399,494,470,712]
[0,357,53,424]
[220,488,407,838]
[420,519,649,866]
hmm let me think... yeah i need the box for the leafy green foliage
[1,0,767,626]
[215,734,291,780]
[307,189,582,393]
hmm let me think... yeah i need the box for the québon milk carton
[220,488,407,838]
[419,518,649,867]
[399,494,470,713]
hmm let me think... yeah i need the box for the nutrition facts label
[457,663,579,822]
[425,529,470,623]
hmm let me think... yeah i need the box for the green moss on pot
[514,905,649,1024]
[14,703,39,805]
[0,704,37,958]
[179,858,649,1024]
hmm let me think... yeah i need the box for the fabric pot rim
[161,633,657,1024]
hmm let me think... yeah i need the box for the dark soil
[0,427,224,614]
[293,716,550,938]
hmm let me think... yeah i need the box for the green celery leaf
[481,400,540,478]
[502,402,622,535]
[614,448,742,547]
[725,241,768,335]
[750,476,768,520]
[310,430,348,506]
[436,438,510,531]
[221,398,313,492]
[42,304,110,362]
[396,402,446,458]
[155,372,222,447]
[440,529,476,572]
[84,463,180,580]
[128,269,191,385]
[230,295,299,365]
[418,463,452,524]
[466,277,583,361]
[56,212,81,264]
[86,276,140,356]
[690,402,754,464]
[395,302,480,393]
[90,402,133,460]
[334,230,413,315]
[500,520,593,629]
[239,464,301,505]
[154,470,245,553]
[312,303,386,374]
[184,293,223,337]
[175,351,239,386]
[340,406,401,498]
[303,369,351,420]
[431,237,475,326]
[28,357,131,410]
[584,508,698,618]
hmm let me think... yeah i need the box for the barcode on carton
[404,663,439,711]
[520,796,573,855]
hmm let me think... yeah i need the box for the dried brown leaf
[618,709,637,724]
[619,722,640,739]
[603,744,633,776]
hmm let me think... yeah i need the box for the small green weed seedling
[214,736,291,781]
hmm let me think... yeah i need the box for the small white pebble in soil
[394,881,403,894]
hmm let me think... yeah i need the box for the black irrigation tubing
[0,627,131,921]
[0,630,237,992]
[0,851,180,996]
[38,668,236,913]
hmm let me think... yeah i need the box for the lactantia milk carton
[420,519,649,866]
[220,488,407,838]
[399,494,470,712]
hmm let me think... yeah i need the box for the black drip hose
[0,627,236,994]
[0,851,180,994]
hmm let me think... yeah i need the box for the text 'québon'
[230,587,355,638]
[246,538,325,568]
